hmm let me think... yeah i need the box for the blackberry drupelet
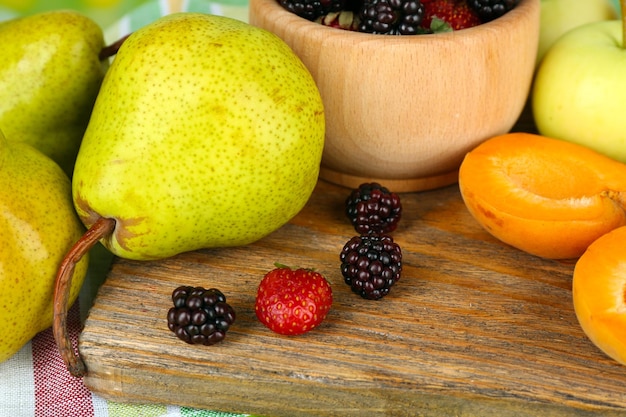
[167,286,236,345]
[340,234,402,300]
[467,0,518,22]
[279,0,346,21]
[345,182,402,234]
[358,0,425,35]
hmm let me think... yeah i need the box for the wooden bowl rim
[251,0,540,45]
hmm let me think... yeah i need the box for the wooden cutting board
[78,174,626,416]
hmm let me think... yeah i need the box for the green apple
[532,12,626,163]
[537,0,616,66]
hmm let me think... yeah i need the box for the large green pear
[72,13,325,261]
[0,10,109,176]
[0,130,89,363]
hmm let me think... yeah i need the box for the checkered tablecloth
[0,1,253,416]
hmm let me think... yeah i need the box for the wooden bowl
[248,0,540,192]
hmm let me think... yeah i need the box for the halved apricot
[458,132,626,259]
[573,226,626,365]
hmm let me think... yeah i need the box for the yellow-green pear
[0,130,89,364]
[0,10,109,176]
[72,13,325,261]
[55,13,324,376]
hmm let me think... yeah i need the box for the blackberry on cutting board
[467,0,519,22]
[340,234,403,300]
[278,0,346,21]
[167,286,236,345]
[345,182,402,235]
[358,0,426,35]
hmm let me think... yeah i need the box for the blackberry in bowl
[248,0,539,192]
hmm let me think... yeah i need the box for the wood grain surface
[79,138,626,416]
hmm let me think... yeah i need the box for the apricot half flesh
[573,226,626,365]
[458,133,626,259]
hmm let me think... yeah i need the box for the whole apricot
[458,133,626,259]
[573,226,626,366]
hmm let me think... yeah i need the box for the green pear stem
[53,216,116,378]
[99,33,131,61]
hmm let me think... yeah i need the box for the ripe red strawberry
[255,265,333,336]
[421,0,481,31]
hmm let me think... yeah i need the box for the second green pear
[0,10,108,176]
[72,13,325,261]
[0,130,89,363]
